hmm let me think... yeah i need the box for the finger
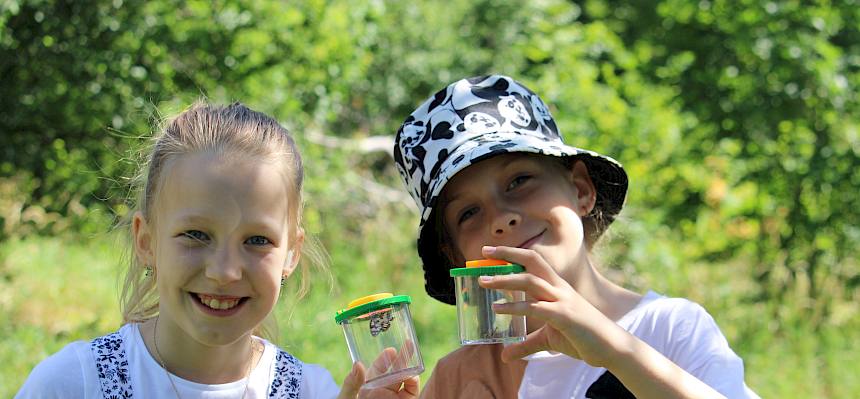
[490,300,564,339]
[377,340,418,392]
[482,246,568,287]
[392,339,416,370]
[478,272,558,301]
[370,347,398,377]
[500,329,551,363]
[337,362,365,399]
[400,375,420,398]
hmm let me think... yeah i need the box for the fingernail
[482,246,496,255]
[479,275,493,283]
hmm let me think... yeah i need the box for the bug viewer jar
[450,259,527,345]
[335,293,424,388]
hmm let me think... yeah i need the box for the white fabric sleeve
[300,362,341,399]
[661,300,761,399]
[15,342,93,398]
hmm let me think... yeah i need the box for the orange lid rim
[465,259,511,268]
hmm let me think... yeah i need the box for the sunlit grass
[0,234,121,395]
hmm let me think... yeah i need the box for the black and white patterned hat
[393,75,628,304]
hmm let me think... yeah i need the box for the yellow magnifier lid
[346,293,394,310]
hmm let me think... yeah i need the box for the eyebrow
[174,214,213,225]
[174,213,278,229]
[442,184,475,211]
[443,191,463,206]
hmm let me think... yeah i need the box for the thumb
[500,331,549,363]
[337,362,366,399]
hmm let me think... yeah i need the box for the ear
[570,160,597,217]
[283,227,305,278]
[132,211,155,269]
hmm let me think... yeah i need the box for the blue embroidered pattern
[91,329,303,398]
[90,332,132,398]
[268,349,303,398]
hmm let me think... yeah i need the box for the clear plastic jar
[335,293,424,388]
[449,260,527,345]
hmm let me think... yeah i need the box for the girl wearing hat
[394,75,759,398]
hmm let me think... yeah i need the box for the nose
[206,244,243,285]
[490,207,521,236]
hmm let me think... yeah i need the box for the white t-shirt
[519,291,760,399]
[16,323,340,399]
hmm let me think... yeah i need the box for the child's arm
[479,245,730,399]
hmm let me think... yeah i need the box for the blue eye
[182,230,209,241]
[245,236,271,246]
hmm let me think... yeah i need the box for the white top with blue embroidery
[16,323,340,399]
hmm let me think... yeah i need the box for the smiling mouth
[193,293,248,310]
[518,230,546,249]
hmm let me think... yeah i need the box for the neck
[141,317,259,384]
[526,249,642,333]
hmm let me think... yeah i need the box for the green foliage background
[1,0,858,397]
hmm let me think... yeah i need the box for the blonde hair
[119,101,329,341]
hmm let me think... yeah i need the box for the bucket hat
[393,75,628,304]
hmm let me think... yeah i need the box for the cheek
[175,247,208,270]
[451,232,483,263]
[155,240,202,270]
[181,245,207,259]
[250,251,288,278]
[555,208,585,242]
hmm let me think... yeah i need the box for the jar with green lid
[449,259,527,345]
[335,293,424,388]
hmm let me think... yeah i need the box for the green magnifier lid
[334,293,411,324]
[449,264,524,277]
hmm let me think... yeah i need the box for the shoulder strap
[90,331,133,398]
[268,349,303,398]
[585,370,635,399]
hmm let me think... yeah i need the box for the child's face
[440,153,595,276]
[134,151,301,347]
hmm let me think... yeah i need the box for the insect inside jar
[480,326,502,339]
[368,308,395,336]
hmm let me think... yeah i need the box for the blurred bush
[3,0,858,329]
